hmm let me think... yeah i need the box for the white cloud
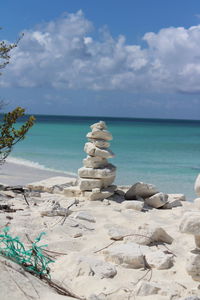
[1,11,200,94]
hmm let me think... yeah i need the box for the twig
[61,199,79,226]
[94,232,175,255]
[25,233,67,256]
[94,240,116,253]
[131,269,153,288]
[42,248,68,256]
[23,193,29,206]
[175,281,187,290]
[44,278,86,299]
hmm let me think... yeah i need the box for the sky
[1,0,200,119]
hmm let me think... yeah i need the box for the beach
[0,169,200,299]
[0,120,200,300]
[6,115,200,200]
[0,160,75,186]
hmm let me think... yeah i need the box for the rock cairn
[63,120,117,200]
[77,121,116,200]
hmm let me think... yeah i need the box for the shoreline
[0,160,76,186]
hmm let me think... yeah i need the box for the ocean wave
[7,156,77,177]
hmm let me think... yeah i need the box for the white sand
[0,163,200,299]
[0,160,76,186]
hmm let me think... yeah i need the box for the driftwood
[0,204,23,213]
[4,185,29,206]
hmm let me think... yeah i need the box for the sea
[4,115,200,201]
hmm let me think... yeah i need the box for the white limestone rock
[124,224,173,245]
[195,174,200,196]
[78,164,116,179]
[84,142,115,158]
[89,139,110,148]
[87,130,113,141]
[41,202,72,217]
[125,182,158,200]
[145,192,168,208]
[79,177,115,191]
[63,186,82,197]
[90,121,107,130]
[74,211,96,223]
[179,212,200,235]
[107,225,132,240]
[79,178,102,190]
[83,156,108,168]
[162,194,185,209]
[136,280,161,296]
[27,176,76,193]
[78,256,117,279]
[168,193,186,201]
[186,252,200,281]
[103,242,148,268]
[179,212,200,248]
[194,198,200,209]
[145,250,174,270]
[162,199,183,209]
[84,185,117,201]
[121,200,144,211]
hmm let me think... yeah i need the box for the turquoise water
[7,115,200,200]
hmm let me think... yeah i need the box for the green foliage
[0,227,54,278]
[0,107,35,162]
[0,28,17,74]
[0,29,35,163]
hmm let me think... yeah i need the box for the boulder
[179,212,200,248]
[162,199,183,209]
[145,250,174,269]
[84,142,115,158]
[78,164,116,179]
[103,242,148,268]
[74,211,96,223]
[87,130,113,141]
[121,200,144,211]
[195,174,200,196]
[145,192,168,208]
[124,224,173,245]
[125,182,158,200]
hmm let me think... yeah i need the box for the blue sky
[1,0,200,119]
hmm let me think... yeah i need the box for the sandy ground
[0,162,200,300]
[0,161,76,186]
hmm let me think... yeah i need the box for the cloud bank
[1,10,200,94]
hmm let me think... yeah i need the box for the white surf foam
[7,156,77,177]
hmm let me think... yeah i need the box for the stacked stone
[77,121,116,200]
